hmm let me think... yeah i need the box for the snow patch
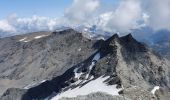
[151,86,160,94]
[51,76,121,100]
[19,37,31,42]
[23,40,30,42]
[19,37,27,42]
[40,80,47,83]
[93,52,100,61]
[34,35,48,39]
[78,48,81,51]
[74,68,83,79]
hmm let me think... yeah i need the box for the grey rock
[60,92,131,100]
[0,29,98,95]
[0,88,27,100]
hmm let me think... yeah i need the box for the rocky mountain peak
[100,33,147,55]
[119,33,148,53]
[118,33,137,44]
[105,34,119,43]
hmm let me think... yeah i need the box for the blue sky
[0,0,119,19]
[0,0,72,18]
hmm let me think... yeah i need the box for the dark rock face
[0,29,170,100]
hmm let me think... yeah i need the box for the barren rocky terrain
[0,29,170,100]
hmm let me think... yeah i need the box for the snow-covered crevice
[51,76,122,100]
[85,62,95,79]
[73,52,101,80]
[151,86,160,94]
[85,52,100,79]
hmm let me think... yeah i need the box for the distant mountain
[132,28,170,59]
[0,32,17,38]
[140,30,170,59]
[149,30,170,59]
[0,29,170,100]
[75,25,112,40]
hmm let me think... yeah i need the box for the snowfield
[51,76,121,100]
[50,52,122,100]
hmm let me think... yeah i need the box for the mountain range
[0,29,170,100]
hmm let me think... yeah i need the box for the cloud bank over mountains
[0,15,61,36]
[0,0,170,37]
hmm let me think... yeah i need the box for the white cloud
[64,0,100,26]
[0,0,170,37]
[142,13,150,26]
[13,15,60,32]
[0,15,62,37]
[94,0,170,34]
[0,0,100,37]
[144,0,170,31]
[0,20,16,33]
[100,0,144,34]
[63,0,146,34]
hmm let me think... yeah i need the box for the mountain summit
[0,29,170,100]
